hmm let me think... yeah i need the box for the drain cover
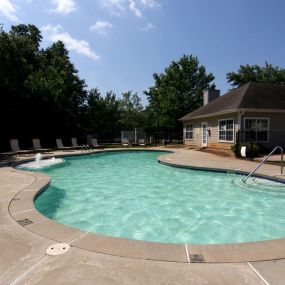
[189,254,205,263]
[17,218,33,226]
[46,243,70,256]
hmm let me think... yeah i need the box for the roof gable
[180,82,285,120]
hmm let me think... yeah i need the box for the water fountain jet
[18,153,64,169]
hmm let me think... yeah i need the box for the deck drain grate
[46,243,70,256]
[189,254,205,263]
[17,218,33,226]
[12,197,21,201]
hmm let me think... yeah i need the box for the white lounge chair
[122,139,129,146]
[89,138,103,149]
[138,139,146,146]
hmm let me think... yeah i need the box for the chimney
[203,89,220,105]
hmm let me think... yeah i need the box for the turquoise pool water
[33,151,285,244]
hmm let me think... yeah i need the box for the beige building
[180,82,285,150]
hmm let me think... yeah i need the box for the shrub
[231,144,240,157]
[231,143,263,159]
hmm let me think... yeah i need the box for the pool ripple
[34,151,285,244]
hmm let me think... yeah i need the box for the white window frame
[185,123,194,140]
[244,117,270,143]
[218,118,235,143]
[201,122,208,147]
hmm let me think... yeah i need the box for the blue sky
[1,0,285,104]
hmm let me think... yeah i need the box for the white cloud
[99,0,160,17]
[129,0,141,18]
[140,0,160,8]
[42,25,100,61]
[0,0,18,21]
[142,22,154,31]
[99,0,126,16]
[50,0,77,15]
[90,21,113,34]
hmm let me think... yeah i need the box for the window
[244,118,269,142]
[185,123,194,140]
[219,119,234,142]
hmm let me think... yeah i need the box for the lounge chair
[71,137,90,152]
[55,138,75,151]
[138,139,146,146]
[122,139,129,146]
[32,138,52,153]
[0,141,16,159]
[10,139,35,156]
[89,138,102,149]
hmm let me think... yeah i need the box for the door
[202,122,208,147]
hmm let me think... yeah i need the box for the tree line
[1,24,285,148]
[0,24,146,143]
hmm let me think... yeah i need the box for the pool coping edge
[7,148,285,264]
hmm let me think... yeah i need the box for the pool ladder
[243,146,284,183]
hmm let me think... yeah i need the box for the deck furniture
[32,138,52,153]
[10,139,35,156]
[122,139,129,146]
[89,138,103,149]
[138,139,146,146]
[71,138,90,152]
[55,138,75,151]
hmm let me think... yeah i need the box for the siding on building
[240,112,285,149]
[183,111,285,149]
[183,113,239,149]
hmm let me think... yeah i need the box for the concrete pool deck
[1,147,285,284]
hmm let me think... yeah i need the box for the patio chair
[32,138,52,153]
[0,142,16,159]
[138,139,146,146]
[10,139,35,156]
[89,138,102,149]
[122,139,129,146]
[71,137,90,152]
[55,138,75,151]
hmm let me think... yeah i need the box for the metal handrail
[243,146,284,183]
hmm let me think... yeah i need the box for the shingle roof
[180,82,285,120]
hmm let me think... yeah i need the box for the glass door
[202,123,208,147]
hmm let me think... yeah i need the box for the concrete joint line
[8,175,37,210]
[9,255,49,285]
[68,231,89,245]
[247,262,270,285]
[184,244,190,263]
[13,176,36,193]
[13,208,35,215]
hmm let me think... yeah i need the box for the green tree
[144,54,215,134]
[0,24,42,137]
[86,89,122,137]
[0,24,88,142]
[26,41,87,135]
[227,62,285,87]
[86,88,103,133]
[119,91,145,130]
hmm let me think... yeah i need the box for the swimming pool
[33,151,285,244]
